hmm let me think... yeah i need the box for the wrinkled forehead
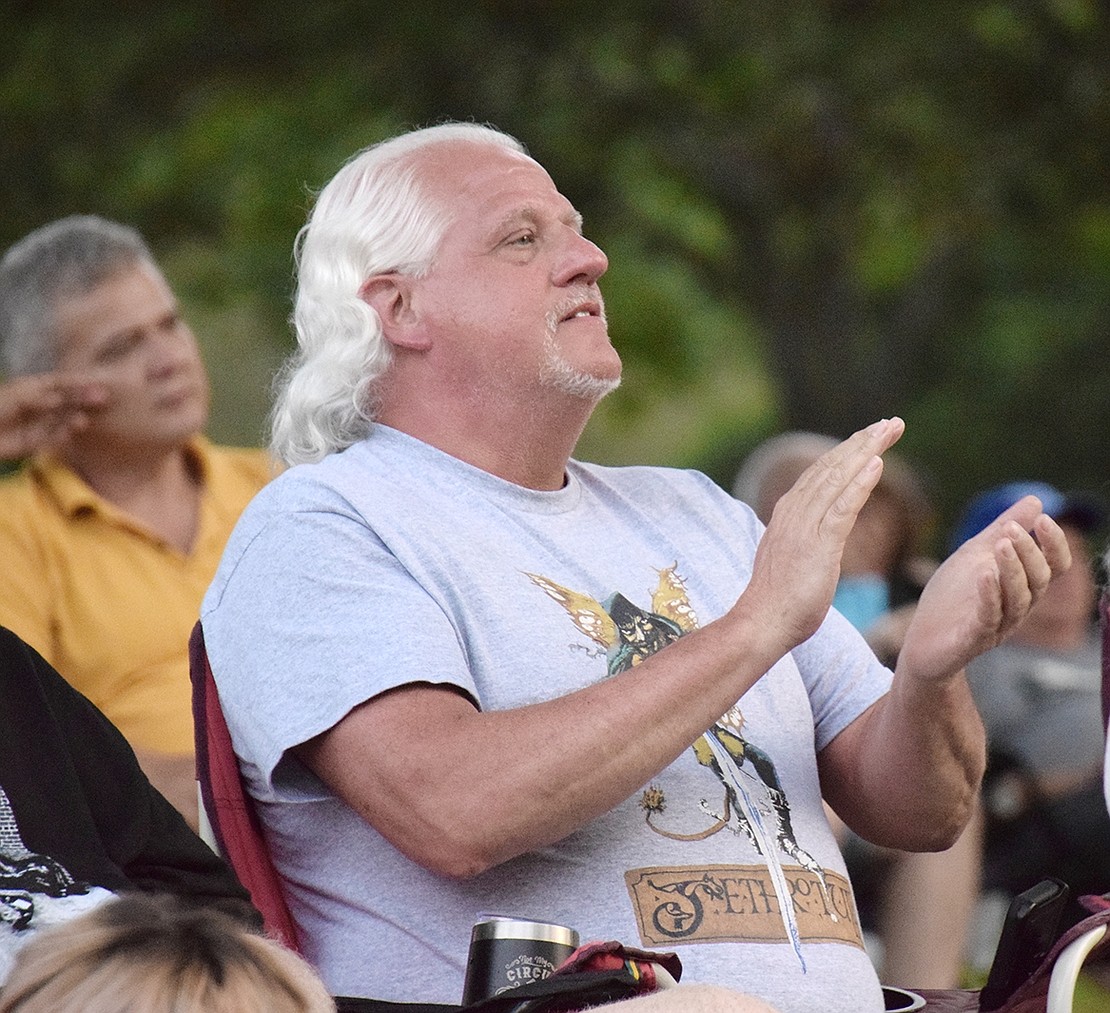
[52,260,174,353]
[407,141,572,234]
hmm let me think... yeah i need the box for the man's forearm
[821,490,1072,851]
[820,670,985,851]
[299,596,793,879]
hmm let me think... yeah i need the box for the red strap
[189,622,300,951]
[554,939,681,992]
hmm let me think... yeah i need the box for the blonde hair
[0,894,335,1013]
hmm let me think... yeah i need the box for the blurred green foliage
[3,0,1110,544]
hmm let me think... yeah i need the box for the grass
[1075,971,1110,1012]
[961,963,1109,1010]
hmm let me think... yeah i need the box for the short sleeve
[202,502,476,802]
[791,606,893,752]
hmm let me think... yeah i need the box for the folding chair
[1046,917,1107,1013]
[189,620,301,951]
[993,590,1110,1011]
[1101,590,1110,736]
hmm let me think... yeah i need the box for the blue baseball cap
[949,481,1106,553]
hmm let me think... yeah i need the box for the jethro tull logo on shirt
[625,864,861,947]
[526,564,865,968]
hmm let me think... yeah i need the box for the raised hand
[897,496,1071,684]
[742,417,905,651]
[0,372,109,460]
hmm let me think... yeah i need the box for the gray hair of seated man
[732,431,839,524]
[733,429,932,570]
[0,215,155,377]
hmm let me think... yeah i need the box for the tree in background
[3,0,1109,538]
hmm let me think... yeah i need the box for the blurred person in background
[0,216,273,829]
[734,432,982,989]
[1104,543,1110,818]
[0,893,333,1013]
[954,482,1110,926]
[734,432,938,668]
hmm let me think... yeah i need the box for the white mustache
[546,292,607,334]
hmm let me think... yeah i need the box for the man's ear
[359,274,429,350]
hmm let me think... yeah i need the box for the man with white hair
[202,123,1069,1013]
[0,216,273,829]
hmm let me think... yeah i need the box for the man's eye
[97,340,132,363]
[509,231,536,246]
[95,332,141,363]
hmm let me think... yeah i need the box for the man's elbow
[931,789,981,850]
[895,788,980,852]
[344,783,514,879]
[914,812,970,852]
[424,851,499,880]
[391,820,509,880]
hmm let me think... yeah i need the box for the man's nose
[552,230,608,288]
[147,327,193,378]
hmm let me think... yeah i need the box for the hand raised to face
[0,372,110,461]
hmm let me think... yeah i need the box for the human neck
[62,442,203,553]
[379,386,595,491]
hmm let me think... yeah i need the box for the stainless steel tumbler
[461,916,580,1005]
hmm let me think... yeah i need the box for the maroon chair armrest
[188,621,301,951]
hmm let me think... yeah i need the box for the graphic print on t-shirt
[526,564,862,968]
[0,785,113,982]
[0,786,89,931]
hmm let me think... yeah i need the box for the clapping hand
[897,496,1071,684]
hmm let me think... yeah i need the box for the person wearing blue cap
[949,481,1106,556]
[954,481,1109,921]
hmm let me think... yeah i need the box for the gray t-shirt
[202,426,891,1012]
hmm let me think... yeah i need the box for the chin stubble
[539,299,621,401]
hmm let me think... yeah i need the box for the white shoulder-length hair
[270,122,526,466]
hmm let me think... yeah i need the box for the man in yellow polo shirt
[0,215,272,829]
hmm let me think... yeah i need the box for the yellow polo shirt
[0,437,272,755]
